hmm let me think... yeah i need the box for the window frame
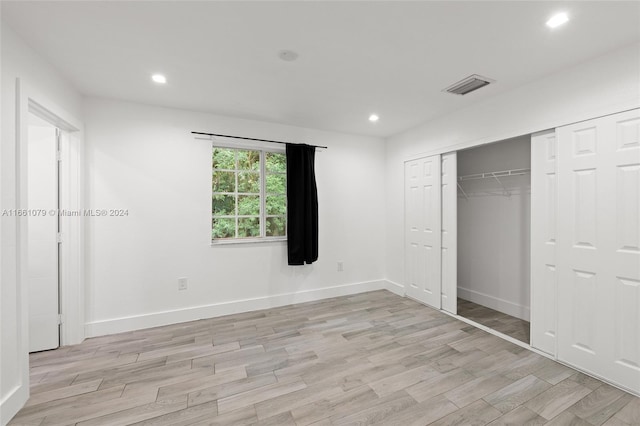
[211,142,287,245]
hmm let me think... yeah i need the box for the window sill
[210,237,287,246]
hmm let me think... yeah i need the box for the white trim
[0,385,28,426]
[383,279,406,297]
[4,78,31,425]
[457,286,530,321]
[210,237,286,246]
[16,79,86,353]
[85,280,388,337]
[441,152,457,314]
[58,129,85,346]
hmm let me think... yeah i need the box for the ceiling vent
[444,74,495,95]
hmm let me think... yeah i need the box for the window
[212,146,286,241]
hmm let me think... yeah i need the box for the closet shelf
[458,168,530,182]
[458,168,530,200]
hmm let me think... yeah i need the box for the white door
[441,152,457,314]
[27,115,60,352]
[530,130,558,356]
[557,109,640,393]
[405,155,442,309]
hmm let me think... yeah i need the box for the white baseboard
[383,279,405,297]
[457,286,530,321]
[85,280,389,337]
[1,384,28,426]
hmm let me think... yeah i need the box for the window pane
[237,150,260,171]
[238,195,260,215]
[266,195,286,215]
[212,148,235,170]
[266,174,286,194]
[238,172,259,193]
[266,152,286,173]
[212,217,235,239]
[238,217,260,238]
[213,171,235,193]
[212,147,287,241]
[212,194,235,216]
[266,216,286,237]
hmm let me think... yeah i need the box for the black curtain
[286,143,318,265]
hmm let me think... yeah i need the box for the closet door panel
[558,120,607,375]
[607,111,640,391]
[441,152,457,314]
[405,162,422,296]
[405,155,442,309]
[531,130,557,355]
[557,109,640,393]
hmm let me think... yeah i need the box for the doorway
[456,136,532,344]
[17,86,85,353]
[5,78,83,422]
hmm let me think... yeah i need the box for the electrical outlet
[178,277,188,291]
[337,262,344,272]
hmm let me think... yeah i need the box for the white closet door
[405,155,442,309]
[531,130,558,356]
[557,109,640,393]
[441,152,457,314]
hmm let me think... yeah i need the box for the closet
[403,108,640,394]
[456,137,532,344]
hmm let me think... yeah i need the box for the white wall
[1,24,83,425]
[83,98,387,336]
[457,137,531,320]
[385,42,640,289]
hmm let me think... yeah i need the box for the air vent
[444,74,495,95]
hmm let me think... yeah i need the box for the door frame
[441,152,457,314]
[530,130,558,356]
[16,78,85,352]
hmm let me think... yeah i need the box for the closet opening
[456,135,531,344]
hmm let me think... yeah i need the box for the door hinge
[57,314,63,325]
[56,150,62,162]
[57,232,63,244]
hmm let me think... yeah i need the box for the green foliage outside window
[212,147,286,240]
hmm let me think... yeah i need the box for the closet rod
[192,131,328,149]
[458,168,530,182]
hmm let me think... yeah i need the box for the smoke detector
[278,50,299,62]
[444,74,495,95]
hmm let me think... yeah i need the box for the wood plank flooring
[9,290,639,425]
[457,298,531,344]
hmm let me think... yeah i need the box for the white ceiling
[3,1,639,138]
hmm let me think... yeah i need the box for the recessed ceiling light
[369,114,379,122]
[546,12,569,28]
[151,74,167,84]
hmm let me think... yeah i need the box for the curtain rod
[192,131,328,149]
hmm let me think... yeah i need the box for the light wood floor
[9,291,639,426]
[457,298,531,344]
